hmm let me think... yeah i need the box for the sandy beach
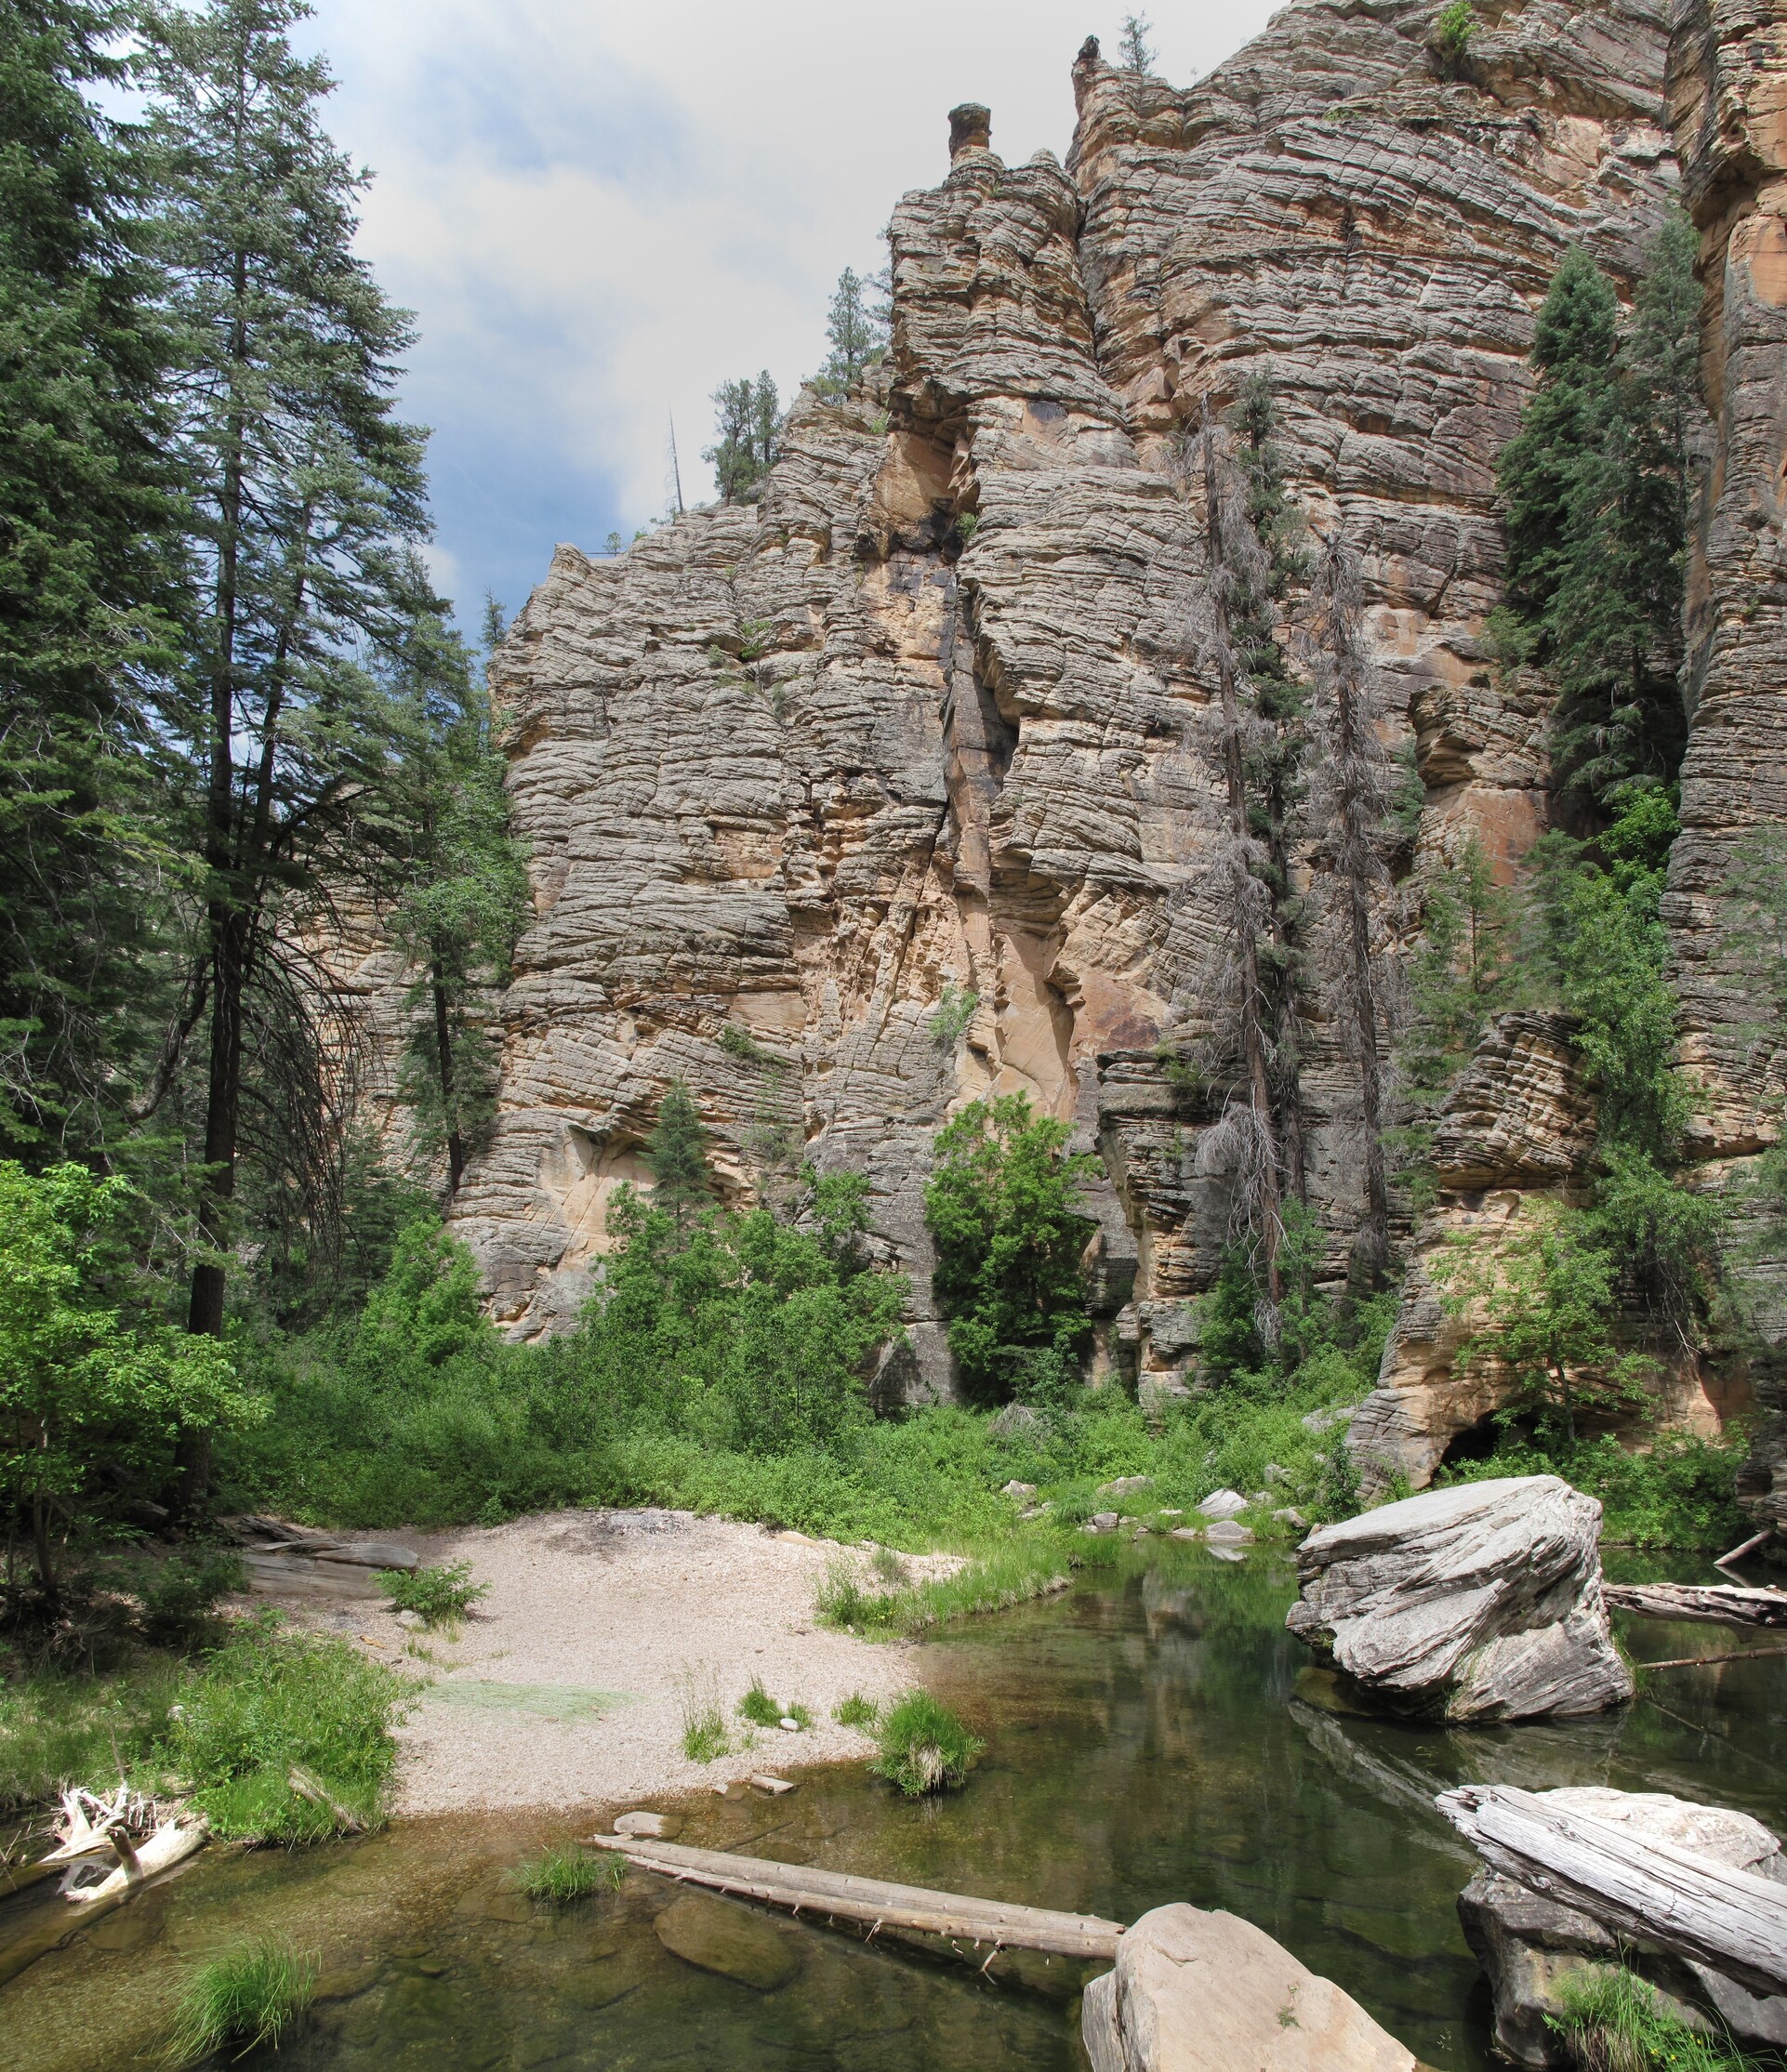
[239,1508,955,1816]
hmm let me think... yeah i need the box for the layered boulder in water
[1285,1476,1632,1722]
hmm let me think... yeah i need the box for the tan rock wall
[454,0,1695,1400]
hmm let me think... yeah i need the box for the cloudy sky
[295,0,1285,627]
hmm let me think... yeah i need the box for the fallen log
[1436,1784,1787,2000]
[1641,1645,1787,1671]
[585,1834,1123,1960]
[287,1765,367,1834]
[1602,1581,1787,1629]
[1714,1527,1773,1572]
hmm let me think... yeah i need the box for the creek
[2,1542,1782,2072]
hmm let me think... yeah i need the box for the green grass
[832,1691,879,1729]
[738,1679,787,1729]
[681,1688,731,1763]
[164,1938,316,2066]
[506,1842,623,1905]
[158,1619,413,1841]
[1549,1966,1753,2071]
[869,1692,984,1798]
[0,1659,179,1812]
[815,1536,1079,1638]
[376,1561,488,1627]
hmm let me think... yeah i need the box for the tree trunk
[1334,660,1388,1286]
[431,959,466,1197]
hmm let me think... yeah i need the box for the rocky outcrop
[1457,1788,1787,2065]
[1082,1902,1417,2072]
[457,1,1690,1386]
[1285,1475,1633,1720]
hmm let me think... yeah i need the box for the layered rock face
[1457,1788,1787,2064]
[457,0,1698,1391]
[1285,1475,1633,1721]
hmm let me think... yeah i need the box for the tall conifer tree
[142,0,430,1367]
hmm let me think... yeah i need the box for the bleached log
[287,1765,367,1833]
[587,1834,1124,1959]
[62,1818,206,1907]
[1603,1581,1787,1628]
[1436,1784,1787,1999]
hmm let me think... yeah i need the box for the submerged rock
[1457,1788,1787,2065]
[1081,1903,1416,2071]
[653,1894,801,1992]
[1284,1476,1631,1722]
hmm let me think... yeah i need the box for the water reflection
[4,1544,1782,2072]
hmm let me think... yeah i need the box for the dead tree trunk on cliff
[1304,534,1395,1287]
[1194,413,1285,1313]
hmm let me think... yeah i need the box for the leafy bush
[870,1692,983,1797]
[507,1842,622,1905]
[157,1620,411,1841]
[1442,1429,1747,1551]
[1549,1965,1750,2072]
[165,1938,316,2066]
[132,1551,247,1649]
[923,1093,1097,1403]
[1430,0,1476,71]
[377,1561,487,1628]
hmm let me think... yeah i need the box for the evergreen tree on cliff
[646,1081,713,1236]
[706,372,781,501]
[0,0,184,1154]
[1497,222,1701,806]
[142,0,430,1376]
[813,266,887,398]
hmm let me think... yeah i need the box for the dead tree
[1193,411,1286,1312]
[1304,533,1395,1286]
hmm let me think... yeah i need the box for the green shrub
[507,1842,622,1906]
[1548,1965,1749,2071]
[158,1620,411,1841]
[1431,0,1476,72]
[377,1561,488,1628]
[132,1551,247,1649]
[165,1938,316,2066]
[923,1092,1097,1404]
[833,1691,879,1729]
[870,1692,983,1797]
[1441,1429,1747,1551]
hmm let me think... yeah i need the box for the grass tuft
[1549,1966,1751,2071]
[816,1539,1073,1638]
[376,1561,488,1628]
[869,1691,983,1798]
[832,1691,879,1730]
[737,1679,785,1729]
[164,1938,316,2066]
[507,1841,623,1906]
[679,1676,732,1763]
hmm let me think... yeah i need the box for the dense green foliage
[1497,223,1701,805]
[810,265,887,397]
[165,1937,317,2066]
[0,1162,253,1597]
[377,1559,486,1628]
[923,1092,1097,1405]
[160,1617,409,1840]
[1443,1429,1748,1551]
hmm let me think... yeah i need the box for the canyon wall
[451,0,1778,1472]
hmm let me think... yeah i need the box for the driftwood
[587,1834,1123,1960]
[287,1765,367,1833]
[1714,1527,1774,1572]
[1603,1581,1787,1629]
[1642,1645,1787,1670]
[1436,1784,1787,2000]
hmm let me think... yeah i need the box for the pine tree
[1193,408,1284,1313]
[1119,12,1155,71]
[1304,534,1395,1284]
[0,0,185,1154]
[646,1080,712,1236]
[813,266,888,397]
[142,0,431,1373]
[380,554,527,1199]
[1497,249,1619,627]
[1495,225,1701,807]
[705,372,782,502]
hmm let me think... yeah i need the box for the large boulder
[1456,1788,1787,2066]
[1285,1477,1633,1722]
[1082,1904,1417,2072]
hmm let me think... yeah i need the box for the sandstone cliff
[449,0,1777,1470]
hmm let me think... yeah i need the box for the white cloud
[298,0,1285,615]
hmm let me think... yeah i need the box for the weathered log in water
[1436,1784,1787,2000]
[586,1833,1124,1960]
[1602,1581,1787,1628]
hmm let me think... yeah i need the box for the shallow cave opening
[1438,1410,1527,1468]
